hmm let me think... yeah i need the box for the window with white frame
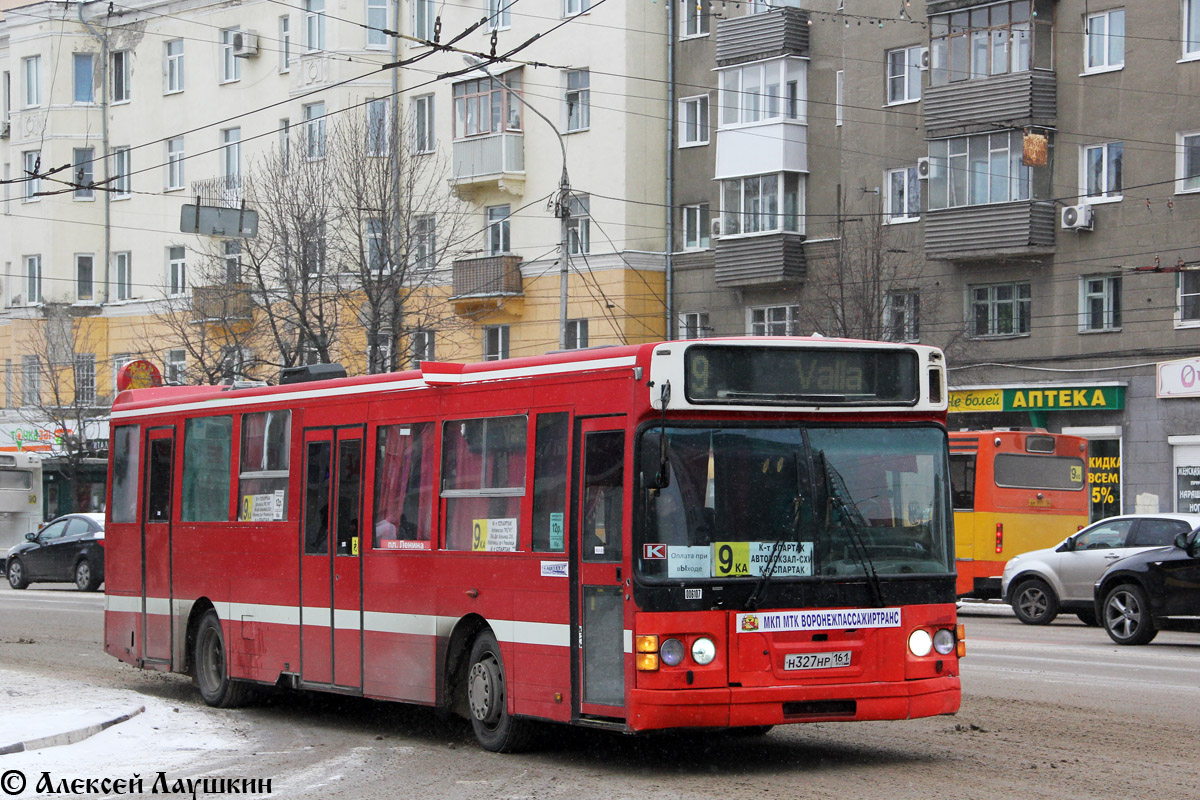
[23,56,40,107]
[487,205,510,254]
[565,70,590,132]
[682,203,710,249]
[111,353,131,392]
[166,137,185,190]
[279,119,290,168]
[682,0,708,37]
[76,254,95,302]
[1083,142,1123,200]
[678,311,710,339]
[412,215,436,268]
[719,58,805,126]
[970,281,1031,337]
[23,151,40,200]
[367,0,389,47]
[367,332,393,372]
[928,1,1053,86]
[304,102,325,159]
[1185,0,1200,59]
[483,325,510,361]
[567,194,589,255]
[565,319,589,349]
[114,251,132,300]
[488,0,511,30]
[279,16,292,71]
[835,69,843,126]
[21,356,40,406]
[412,94,435,153]
[306,0,326,51]
[679,94,709,146]
[165,40,184,93]
[113,147,131,197]
[223,240,242,283]
[1080,275,1121,331]
[928,131,1035,209]
[884,166,920,223]
[884,291,920,342]
[367,218,386,273]
[749,305,799,336]
[887,45,923,105]
[721,173,803,236]
[1085,8,1123,72]
[166,349,186,385]
[367,97,390,156]
[1177,271,1200,325]
[168,246,187,296]
[24,255,41,304]
[73,148,95,200]
[73,53,94,103]
[222,128,241,181]
[75,354,96,406]
[410,329,435,366]
[564,0,589,17]
[1177,131,1200,193]
[413,0,434,41]
[221,30,241,83]
[112,51,130,102]
[453,73,522,137]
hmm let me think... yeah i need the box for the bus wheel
[74,559,100,592]
[1103,584,1157,646]
[1011,578,1058,625]
[194,610,253,708]
[466,631,532,752]
[7,558,28,590]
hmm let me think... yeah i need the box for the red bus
[103,337,962,751]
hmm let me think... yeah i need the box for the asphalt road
[3,586,1198,799]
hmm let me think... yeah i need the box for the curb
[0,706,145,755]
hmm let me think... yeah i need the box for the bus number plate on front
[784,651,851,670]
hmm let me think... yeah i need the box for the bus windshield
[636,425,953,582]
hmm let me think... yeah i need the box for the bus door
[573,418,627,719]
[300,426,365,691]
[142,427,175,668]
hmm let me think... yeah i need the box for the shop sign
[1178,466,1200,514]
[1157,356,1200,398]
[948,389,1003,413]
[949,386,1124,413]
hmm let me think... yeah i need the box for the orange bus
[949,430,1089,598]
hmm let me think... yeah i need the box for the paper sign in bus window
[667,546,711,579]
[473,517,518,552]
[549,512,564,550]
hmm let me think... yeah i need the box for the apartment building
[668,0,1200,517]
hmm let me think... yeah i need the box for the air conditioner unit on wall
[918,47,930,71]
[233,31,259,58]
[0,121,10,139]
[1061,203,1095,231]
[917,157,931,180]
[711,218,721,238]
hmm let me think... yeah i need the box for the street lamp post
[463,56,572,351]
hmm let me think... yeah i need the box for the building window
[484,325,510,360]
[564,0,588,17]
[115,252,132,300]
[23,56,40,107]
[75,355,96,406]
[971,281,1031,337]
[682,203,710,249]
[929,0,1053,86]
[112,50,130,102]
[279,118,291,168]
[678,311,710,339]
[221,30,241,83]
[168,246,187,296]
[1186,0,1200,58]
[887,45,922,105]
[565,70,590,132]
[1085,8,1124,72]
[21,356,40,406]
[884,166,920,223]
[487,205,510,254]
[567,194,590,255]
[304,102,326,159]
[720,173,803,236]
[1177,271,1200,325]
[411,329,435,366]
[113,147,131,197]
[682,0,708,37]
[367,332,393,373]
[222,128,241,181]
[1176,131,1200,194]
[1080,275,1121,332]
[23,150,40,200]
[885,291,920,342]
[24,255,41,304]
[305,0,326,51]
[76,254,95,302]
[719,59,805,126]
[488,0,511,30]
[367,97,390,156]
[73,148,95,200]
[165,39,184,93]
[1083,142,1123,200]
[928,131,1035,210]
[679,94,709,146]
[412,94,435,153]
[749,305,799,336]
[166,137,185,190]
[565,319,589,349]
[73,53,94,103]
[412,215,436,269]
[367,0,389,47]
[166,349,186,385]
[835,70,843,126]
[366,218,386,274]
[279,16,292,71]
[413,0,434,41]
[453,73,522,138]
[223,240,242,283]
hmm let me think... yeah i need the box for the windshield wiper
[745,454,805,610]
[819,452,886,608]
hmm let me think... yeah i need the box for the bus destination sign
[685,345,919,405]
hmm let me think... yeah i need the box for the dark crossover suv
[5,513,106,591]
[1094,525,1200,645]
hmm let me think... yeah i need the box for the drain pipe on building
[664,0,675,339]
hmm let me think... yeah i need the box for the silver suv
[1000,513,1200,625]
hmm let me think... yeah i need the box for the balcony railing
[714,232,806,288]
[190,283,254,325]
[451,255,523,298]
[924,201,1057,260]
[451,133,525,192]
[715,7,809,66]
[190,175,244,208]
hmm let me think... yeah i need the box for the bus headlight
[933,628,955,655]
[691,637,716,665]
[660,638,685,667]
[908,629,933,657]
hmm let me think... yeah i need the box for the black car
[1094,525,1200,645]
[5,513,106,592]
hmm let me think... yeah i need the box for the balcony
[923,201,1057,261]
[450,255,523,313]
[716,122,807,180]
[451,133,525,198]
[191,175,244,209]
[715,7,809,67]
[189,283,254,328]
[714,233,806,288]
[924,71,1056,137]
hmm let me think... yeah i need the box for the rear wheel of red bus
[194,610,255,708]
[466,631,533,752]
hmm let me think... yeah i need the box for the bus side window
[239,410,291,522]
[373,423,435,547]
[305,441,332,555]
[336,439,363,556]
[532,413,569,553]
[582,431,624,563]
[442,416,526,552]
[111,426,140,523]
[181,416,232,522]
[949,453,976,510]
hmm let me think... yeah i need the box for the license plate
[784,651,851,670]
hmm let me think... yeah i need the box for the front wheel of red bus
[466,631,533,752]
[194,610,254,708]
